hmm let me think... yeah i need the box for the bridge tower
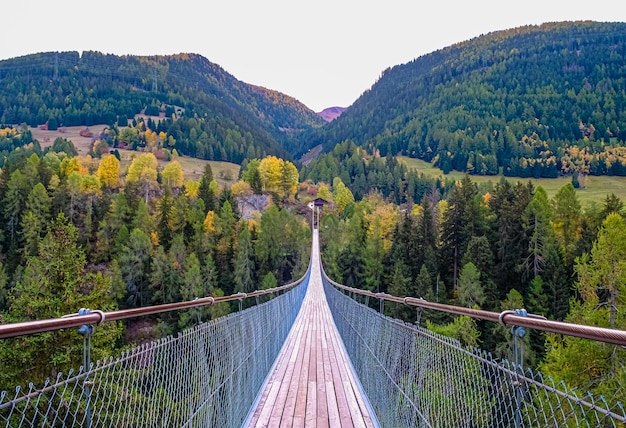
[309,197,328,229]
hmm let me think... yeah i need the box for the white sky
[1,1,624,112]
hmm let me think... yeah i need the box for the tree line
[300,139,455,204]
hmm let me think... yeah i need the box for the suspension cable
[324,274,626,347]
[0,280,302,340]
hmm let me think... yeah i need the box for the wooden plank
[320,305,341,428]
[268,305,308,427]
[293,296,313,426]
[316,303,330,428]
[305,300,318,427]
[326,308,356,428]
[336,337,377,428]
[279,307,311,425]
[327,318,369,428]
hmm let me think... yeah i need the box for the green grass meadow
[399,156,626,208]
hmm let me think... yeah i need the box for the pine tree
[552,183,582,265]
[0,213,123,387]
[415,264,432,298]
[0,262,8,312]
[337,208,368,288]
[522,186,553,280]
[21,183,51,257]
[387,261,411,321]
[4,169,29,266]
[119,228,153,308]
[234,225,255,293]
[440,175,484,290]
[457,262,485,308]
[250,168,263,194]
[156,188,174,250]
[179,253,204,330]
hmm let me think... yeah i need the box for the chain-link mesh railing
[322,277,626,428]
[0,276,308,428]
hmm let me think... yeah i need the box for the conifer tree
[234,225,255,294]
[0,213,122,387]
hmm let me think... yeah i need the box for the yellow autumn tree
[126,153,159,203]
[279,160,299,199]
[96,154,120,189]
[144,129,157,150]
[231,180,252,197]
[184,179,200,198]
[332,177,355,215]
[80,174,102,197]
[317,184,332,202]
[258,156,282,193]
[258,155,299,199]
[60,156,88,178]
[78,155,99,174]
[126,153,158,183]
[161,160,184,188]
[204,210,216,234]
[367,201,399,251]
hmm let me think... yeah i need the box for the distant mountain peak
[317,106,346,122]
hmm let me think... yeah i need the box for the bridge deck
[245,230,377,428]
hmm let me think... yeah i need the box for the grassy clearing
[399,156,626,207]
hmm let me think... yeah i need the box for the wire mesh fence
[0,276,308,428]
[322,277,626,428]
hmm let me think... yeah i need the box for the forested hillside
[0,51,324,163]
[299,21,626,179]
[0,135,311,388]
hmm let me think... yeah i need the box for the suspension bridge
[2,223,626,427]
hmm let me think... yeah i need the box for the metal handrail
[0,277,305,340]
[323,271,626,347]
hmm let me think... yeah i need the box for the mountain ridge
[3,21,626,179]
[297,20,626,178]
[0,50,325,163]
[317,106,347,122]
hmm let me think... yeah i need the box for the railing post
[65,308,105,428]
[499,308,547,428]
[237,292,247,312]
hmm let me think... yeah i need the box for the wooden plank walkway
[245,230,378,428]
